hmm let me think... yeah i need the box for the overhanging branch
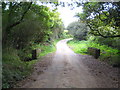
[7,2,32,30]
[87,23,120,38]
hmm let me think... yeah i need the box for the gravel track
[16,38,119,88]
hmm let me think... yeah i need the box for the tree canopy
[76,2,120,38]
[67,21,88,40]
[2,2,64,49]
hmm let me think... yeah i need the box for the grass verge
[67,40,120,65]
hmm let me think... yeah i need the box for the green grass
[2,48,33,88]
[67,40,120,65]
[2,39,60,88]
[31,39,63,57]
[33,43,56,57]
[67,40,88,55]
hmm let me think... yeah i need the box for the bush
[110,54,120,65]
[2,40,57,88]
[2,48,33,88]
[90,36,120,50]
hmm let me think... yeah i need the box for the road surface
[17,38,119,88]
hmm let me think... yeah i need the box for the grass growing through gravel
[67,40,120,65]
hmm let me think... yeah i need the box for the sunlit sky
[57,5,83,28]
[37,1,83,28]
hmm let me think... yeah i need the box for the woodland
[2,1,120,88]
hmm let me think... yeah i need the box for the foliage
[2,47,33,88]
[67,40,88,55]
[76,2,120,38]
[2,1,64,61]
[32,42,56,57]
[2,2,64,49]
[2,40,57,88]
[2,2,64,88]
[68,40,120,65]
[86,35,120,50]
[61,30,72,39]
[95,37,120,50]
[49,11,64,40]
[67,21,89,40]
[2,2,32,46]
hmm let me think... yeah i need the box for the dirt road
[18,38,119,88]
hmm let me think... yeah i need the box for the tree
[67,21,88,40]
[50,11,64,40]
[76,2,120,38]
[2,2,32,46]
[2,2,64,49]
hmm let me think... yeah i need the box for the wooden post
[32,50,37,59]
[95,49,100,59]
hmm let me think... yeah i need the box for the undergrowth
[67,40,120,65]
[2,40,59,88]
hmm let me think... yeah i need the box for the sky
[37,1,83,28]
[57,5,83,28]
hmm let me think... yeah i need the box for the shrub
[91,36,120,50]
[2,48,32,88]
